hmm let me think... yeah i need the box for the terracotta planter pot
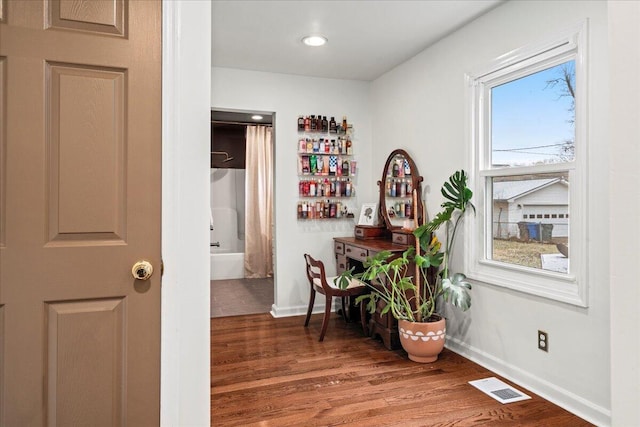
[398,316,446,363]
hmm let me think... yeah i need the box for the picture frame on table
[358,203,378,226]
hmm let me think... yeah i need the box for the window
[466,23,588,306]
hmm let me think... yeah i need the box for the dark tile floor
[210,277,274,317]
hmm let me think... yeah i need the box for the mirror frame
[377,149,424,231]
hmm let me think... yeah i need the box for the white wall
[211,67,373,316]
[609,1,640,425]
[371,1,609,425]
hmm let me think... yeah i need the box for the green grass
[492,239,560,269]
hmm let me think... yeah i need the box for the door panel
[47,62,127,242]
[49,0,125,36]
[0,0,161,425]
[0,55,5,248]
[46,299,125,426]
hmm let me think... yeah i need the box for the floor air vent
[469,377,531,404]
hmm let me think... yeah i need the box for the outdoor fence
[493,221,568,242]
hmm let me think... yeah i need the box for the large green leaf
[441,273,472,311]
[441,170,471,211]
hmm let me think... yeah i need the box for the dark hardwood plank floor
[211,313,592,426]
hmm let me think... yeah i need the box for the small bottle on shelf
[310,115,316,131]
[397,159,404,177]
[304,116,310,132]
[298,116,304,131]
[310,155,317,174]
[309,179,316,197]
[329,156,337,176]
[322,116,328,133]
[341,160,349,177]
[329,117,337,134]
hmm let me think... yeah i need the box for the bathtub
[210,248,245,280]
[210,206,245,280]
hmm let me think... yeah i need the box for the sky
[491,60,575,166]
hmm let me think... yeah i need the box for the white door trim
[161,1,211,425]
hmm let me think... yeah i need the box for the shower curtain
[244,125,273,278]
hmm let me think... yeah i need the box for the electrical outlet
[538,330,548,352]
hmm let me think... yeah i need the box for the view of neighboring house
[493,177,569,240]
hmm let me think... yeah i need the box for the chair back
[304,253,329,292]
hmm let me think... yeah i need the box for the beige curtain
[244,125,274,278]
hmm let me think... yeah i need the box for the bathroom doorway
[210,110,275,317]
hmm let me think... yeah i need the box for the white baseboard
[445,336,611,427]
[270,304,335,318]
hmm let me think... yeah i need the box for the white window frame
[465,22,588,307]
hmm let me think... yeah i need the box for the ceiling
[211,110,273,125]
[212,0,504,82]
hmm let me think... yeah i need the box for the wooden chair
[303,253,367,341]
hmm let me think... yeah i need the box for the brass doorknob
[132,260,154,280]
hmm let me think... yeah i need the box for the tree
[545,61,576,161]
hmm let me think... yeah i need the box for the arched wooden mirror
[377,149,424,232]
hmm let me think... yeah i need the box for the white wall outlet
[538,330,549,352]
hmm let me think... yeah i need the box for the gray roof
[493,178,564,201]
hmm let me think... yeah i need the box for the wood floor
[211,313,592,426]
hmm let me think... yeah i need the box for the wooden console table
[333,236,408,350]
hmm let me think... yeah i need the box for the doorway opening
[209,109,275,317]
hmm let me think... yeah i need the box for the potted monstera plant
[340,170,474,362]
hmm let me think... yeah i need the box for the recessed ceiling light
[251,115,263,121]
[302,35,327,47]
